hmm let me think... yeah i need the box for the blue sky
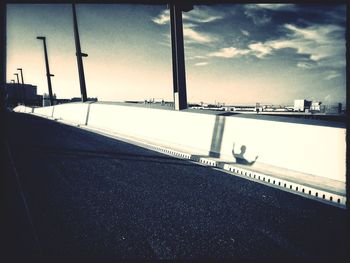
[7,3,346,105]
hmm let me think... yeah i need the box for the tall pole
[17,68,25,104]
[14,73,20,105]
[17,68,24,84]
[72,3,88,102]
[14,73,19,83]
[169,3,192,110]
[37,36,54,106]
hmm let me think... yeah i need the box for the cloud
[248,42,273,58]
[152,9,169,25]
[182,6,225,23]
[324,71,341,80]
[194,62,209,66]
[267,23,345,63]
[209,47,250,58]
[244,5,272,26]
[183,26,214,43]
[152,7,220,45]
[152,6,224,26]
[208,22,345,71]
[255,4,296,11]
[297,62,317,69]
[241,29,250,36]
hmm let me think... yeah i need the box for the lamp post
[17,68,24,84]
[17,68,25,104]
[72,3,88,102]
[14,73,19,83]
[37,36,54,106]
[14,73,20,105]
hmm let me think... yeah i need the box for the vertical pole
[0,1,6,111]
[169,3,191,110]
[18,68,24,84]
[17,68,25,104]
[14,73,20,105]
[72,3,88,102]
[14,73,19,83]
[42,38,54,106]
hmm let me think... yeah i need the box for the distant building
[310,101,322,112]
[294,99,312,112]
[323,103,342,114]
[4,83,40,107]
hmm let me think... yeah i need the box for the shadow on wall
[232,143,258,166]
[209,115,225,158]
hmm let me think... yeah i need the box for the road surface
[0,111,348,261]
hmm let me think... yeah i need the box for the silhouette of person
[232,143,258,165]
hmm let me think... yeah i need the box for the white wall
[87,103,346,183]
[33,105,54,117]
[14,103,346,183]
[52,103,90,125]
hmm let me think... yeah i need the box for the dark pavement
[0,111,348,261]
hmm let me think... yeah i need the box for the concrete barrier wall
[87,103,346,183]
[52,102,90,125]
[87,103,217,154]
[14,103,346,183]
[33,105,54,117]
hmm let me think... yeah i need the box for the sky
[6,3,347,105]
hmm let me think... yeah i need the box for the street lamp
[14,73,20,105]
[17,68,24,84]
[37,36,54,106]
[14,73,19,83]
[17,68,25,104]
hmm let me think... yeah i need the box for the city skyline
[6,3,347,106]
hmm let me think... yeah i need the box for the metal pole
[14,73,19,83]
[37,36,54,106]
[14,73,20,105]
[17,68,24,84]
[72,3,88,102]
[169,3,192,110]
[17,68,25,104]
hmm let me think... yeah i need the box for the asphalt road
[0,111,348,261]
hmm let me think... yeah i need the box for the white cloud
[183,27,214,43]
[248,42,273,58]
[152,7,219,45]
[241,29,250,36]
[324,71,341,80]
[255,4,296,11]
[297,62,316,69]
[152,6,224,26]
[183,6,224,23]
[209,47,250,58]
[194,62,209,66]
[152,9,169,25]
[267,23,345,64]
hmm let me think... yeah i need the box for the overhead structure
[169,2,193,110]
[37,36,54,106]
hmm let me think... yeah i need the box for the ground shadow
[18,144,201,167]
[209,115,225,158]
